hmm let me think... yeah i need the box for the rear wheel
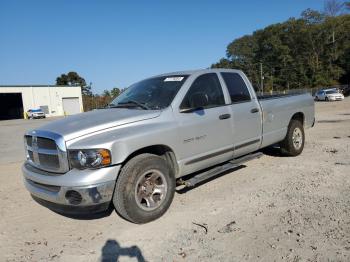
[113,153,175,223]
[280,120,305,156]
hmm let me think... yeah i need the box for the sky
[0,0,324,94]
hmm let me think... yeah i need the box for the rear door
[174,73,234,175]
[219,72,262,157]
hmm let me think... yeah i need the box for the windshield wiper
[109,100,150,110]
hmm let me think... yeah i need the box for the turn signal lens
[99,149,111,166]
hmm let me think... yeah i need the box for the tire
[325,97,329,101]
[315,96,318,101]
[280,119,305,156]
[113,153,175,224]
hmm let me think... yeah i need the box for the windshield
[109,75,189,110]
[326,90,337,94]
[31,109,42,112]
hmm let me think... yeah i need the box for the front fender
[66,110,180,166]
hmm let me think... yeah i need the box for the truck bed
[257,92,314,148]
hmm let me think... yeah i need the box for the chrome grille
[28,150,34,161]
[25,136,32,147]
[37,137,57,150]
[24,130,69,174]
[38,154,60,168]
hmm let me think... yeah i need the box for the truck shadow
[100,239,145,262]
[260,145,287,157]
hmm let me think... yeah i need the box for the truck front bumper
[22,162,121,214]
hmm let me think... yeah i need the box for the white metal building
[0,85,83,120]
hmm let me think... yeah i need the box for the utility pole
[271,69,274,94]
[260,63,264,94]
[90,82,97,110]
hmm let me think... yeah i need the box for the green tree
[110,87,121,98]
[212,8,350,90]
[103,90,111,97]
[56,71,91,95]
[56,74,69,85]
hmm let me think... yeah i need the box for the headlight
[68,149,111,169]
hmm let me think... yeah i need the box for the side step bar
[179,152,263,188]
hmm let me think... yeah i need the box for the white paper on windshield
[164,77,184,82]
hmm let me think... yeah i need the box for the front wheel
[280,120,305,156]
[325,96,329,101]
[113,153,175,223]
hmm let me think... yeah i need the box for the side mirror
[179,92,209,113]
[190,92,209,108]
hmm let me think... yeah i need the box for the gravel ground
[0,98,349,262]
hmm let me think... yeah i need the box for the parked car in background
[315,89,344,101]
[27,109,46,119]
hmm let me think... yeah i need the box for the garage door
[62,97,80,115]
[0,93,24,120]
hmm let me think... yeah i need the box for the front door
[174,73,233,175]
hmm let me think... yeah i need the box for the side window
[221,73,251,103]
[180,73,225,109]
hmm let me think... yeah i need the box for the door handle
[250,108,259,113]
[219,114,231,120]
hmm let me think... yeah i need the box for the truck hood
[38,108,161,141]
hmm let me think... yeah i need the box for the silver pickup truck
[23,69,315,223]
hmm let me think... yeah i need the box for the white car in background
[27,109,46,119]
[315,89,344,101]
